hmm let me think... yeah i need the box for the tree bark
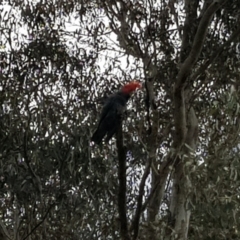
[168,1,225,239]
[167,107,198,239]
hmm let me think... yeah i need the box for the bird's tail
[91,129,106,145]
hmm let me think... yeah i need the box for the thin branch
[130,158,151,240]
[116,124,130,240]
[168,0,180,38]
[22,203,55,240]
[103,1,143,59]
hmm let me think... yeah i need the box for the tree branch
[22,203,55,240]
[191,22,240,82]
[103,1,143,59]
[180,0,199,62]
[143,153,178,214]
[174,0,226,147]
[130,158,151,240]
[116,124,130,240]
[176,0,226,90]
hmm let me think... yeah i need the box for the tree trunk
[167,107,198,240]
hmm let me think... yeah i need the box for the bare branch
[130,158,151,240]
[116,124,130,240]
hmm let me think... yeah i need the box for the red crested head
[121,81,142,94]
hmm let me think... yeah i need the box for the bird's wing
[97,94,124,123]
[97,100,115,127]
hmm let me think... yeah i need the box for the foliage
[0,0,240,239]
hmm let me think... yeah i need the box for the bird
[91,81,141,144]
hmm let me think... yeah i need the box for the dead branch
[116,124,131,240]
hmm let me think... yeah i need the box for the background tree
[0,0,240,239]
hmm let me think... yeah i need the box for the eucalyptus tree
[0,0,240,239]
